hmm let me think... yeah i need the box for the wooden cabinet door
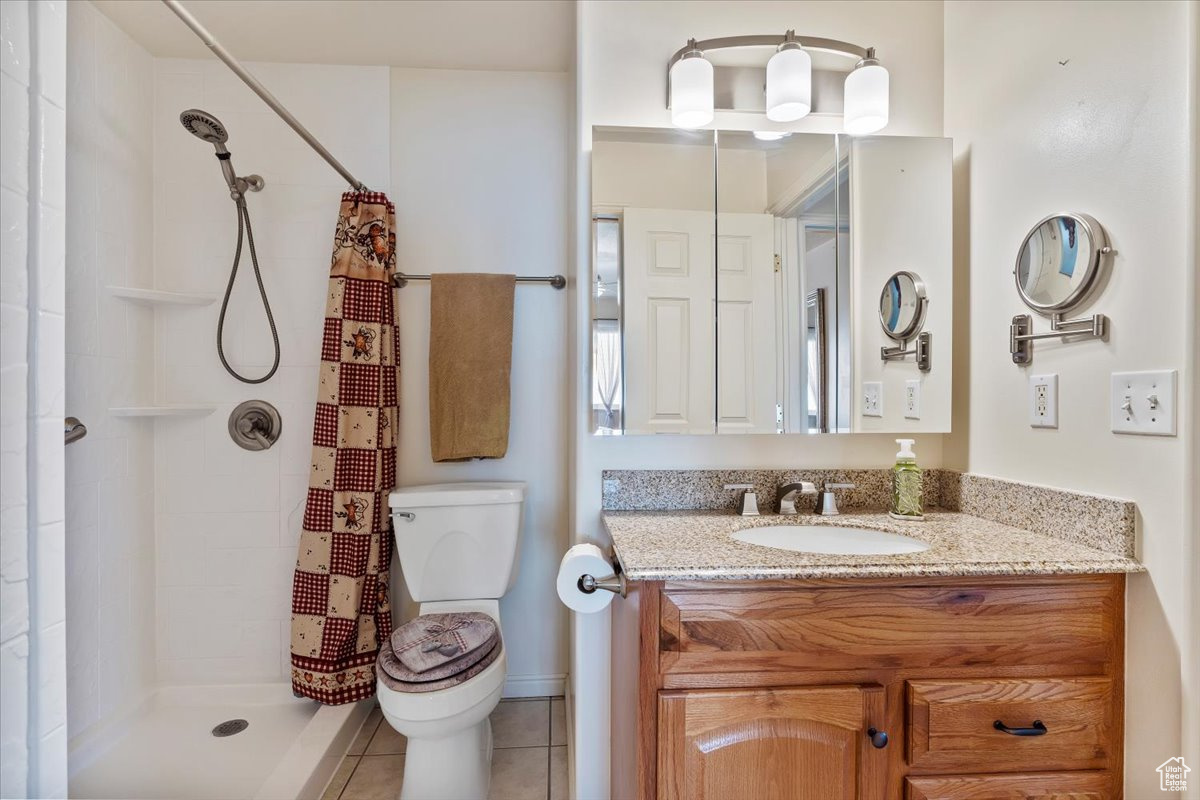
[657,685,887,800]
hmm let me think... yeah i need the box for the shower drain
[211,719,249,737]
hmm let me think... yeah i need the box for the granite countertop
[603,508,1144,581]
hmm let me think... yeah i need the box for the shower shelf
[108,286,216,306]
[109,405,216,418]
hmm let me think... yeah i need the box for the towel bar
[392,272,566,290]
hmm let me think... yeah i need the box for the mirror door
[716,131,847,434]
[591,127,716,435]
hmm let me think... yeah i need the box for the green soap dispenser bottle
[890,438,924,520]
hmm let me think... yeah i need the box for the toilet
[377,481,525,800]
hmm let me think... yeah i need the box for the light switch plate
[1111,370,1177,436]
[904,380,921,419]
[863,382,882,417]
[1028,373,1058,428]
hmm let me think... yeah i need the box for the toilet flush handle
[395,511,415,522]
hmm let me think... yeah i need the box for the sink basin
[731,525,930,556]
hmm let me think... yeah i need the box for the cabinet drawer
[907,678,1114,773]
[658,580,1120,675]
[906,772,1113,799]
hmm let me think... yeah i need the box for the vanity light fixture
[668,39,714,129]
[844,49,890,135]
[766,31,812,121]
[666,33,889,134]
[752,131,791,141]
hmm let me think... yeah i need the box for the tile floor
[323,697,568,800]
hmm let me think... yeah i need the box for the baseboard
[503,673,567,698]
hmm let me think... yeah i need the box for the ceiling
[92,0,573,72]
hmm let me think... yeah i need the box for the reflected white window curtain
[593,320,622,428]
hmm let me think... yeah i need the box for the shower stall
[61,2,388,797]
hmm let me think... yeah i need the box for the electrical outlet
[1028,373,1058,428]
[904,380,921,419]
[1111,370,1177,436]
[862,382,883,417]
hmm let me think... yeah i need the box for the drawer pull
[993,719,1047,736]
[866,727,889,748]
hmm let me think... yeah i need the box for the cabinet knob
[866,727,889,748]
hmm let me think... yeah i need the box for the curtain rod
[161,0,368,192]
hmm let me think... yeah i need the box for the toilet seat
[378,641,505,723]
[376,599,506,737]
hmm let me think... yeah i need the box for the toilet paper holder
[577,559,628,599]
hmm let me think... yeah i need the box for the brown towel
[429,273,515,461]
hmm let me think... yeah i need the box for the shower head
[179,108,263,201]
[180,109,230,151]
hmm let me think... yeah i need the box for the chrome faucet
[724,484,760,516]
[776,482,817,514]
[816,482,857,516]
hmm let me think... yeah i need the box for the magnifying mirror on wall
[1014,212,1111,312]
[1010,212,1114,364]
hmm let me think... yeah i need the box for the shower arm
[161,0,368,193]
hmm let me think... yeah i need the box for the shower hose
[216,198,280,384]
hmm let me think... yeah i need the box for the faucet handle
[817,483,856,516]
[724,484,760,517]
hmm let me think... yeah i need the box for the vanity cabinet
[611,574,1125,800]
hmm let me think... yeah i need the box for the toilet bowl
[377,482,525,800]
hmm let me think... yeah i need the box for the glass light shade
[753,131,790,141]
[670,54,714,129]
[844,62,889,135]
[765,46,812,122]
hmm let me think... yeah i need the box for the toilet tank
[388,482,525,602]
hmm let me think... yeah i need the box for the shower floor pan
[69,683,369,800]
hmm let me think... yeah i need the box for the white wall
[151,58,390,684]
[389,67,570,697]
[63,0,156,742]
[573,3,946,796]
[0,0,68,796]
[944,1,1199,795]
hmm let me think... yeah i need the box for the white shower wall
[150,58,390,684]
[63,0,156,739]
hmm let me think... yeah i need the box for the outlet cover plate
[904,380,921,419]
[863,382,882,417]
[1029,373,1058,429]
[1111,370,1177,436]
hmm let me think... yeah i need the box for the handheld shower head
[180,109,230,152]
[179,108,262,200]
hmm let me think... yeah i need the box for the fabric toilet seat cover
[377,612,500,691]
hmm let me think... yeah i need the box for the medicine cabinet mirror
[590,126,952,435]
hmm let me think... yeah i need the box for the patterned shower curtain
[290,191,398,704]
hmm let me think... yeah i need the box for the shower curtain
[290,192,398,704]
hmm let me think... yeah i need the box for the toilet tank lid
[389,482,526,509]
